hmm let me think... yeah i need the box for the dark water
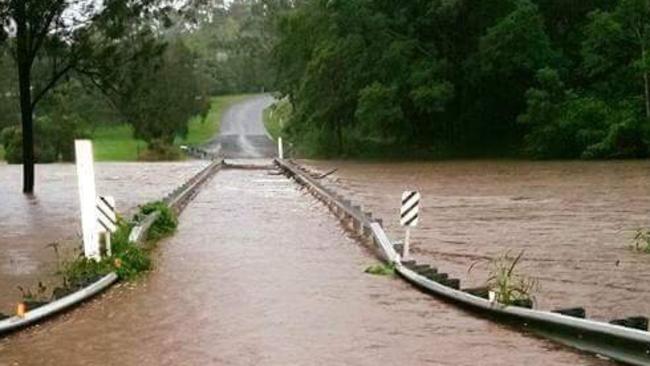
[303,160,650,322]
[0,169,609,365]
[0,161,208,312]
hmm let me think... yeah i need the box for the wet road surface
[0,161,208,313]
[204,95,276,158]
[304,160,650,322]
[0,169,609,365]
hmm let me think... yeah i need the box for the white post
[403,227,411,260]
[278,137,284,159]
[75,140,100,260]
[105,233,112,257]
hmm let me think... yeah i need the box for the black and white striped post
[96,195,117,256]
[400,191,420,259]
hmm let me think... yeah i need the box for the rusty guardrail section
[0,160,223,336]
[275,158,650,365]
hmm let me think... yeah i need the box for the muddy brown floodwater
[304,159,650,322]
[0,168,610,365]
[0,161,208,313]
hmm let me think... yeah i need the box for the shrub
[0,113,89,164]
[631,229,650,253]
[1,126,22,164]
[470,250,539,306]
[138,201,178,241]
[364,263,395,276]
[139,139,183,161]
[59,219,152,286]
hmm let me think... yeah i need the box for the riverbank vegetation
[271,0,650,159]
[470,250,538,307]
[90,95,250,162]
[263,97,292,141]
[0,1,274,189]
[364,263,396,276]
[3,0,649,175]
[14,200,179,311]
[631,229,650,253]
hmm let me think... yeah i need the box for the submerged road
[0,97,610,365]
[0,169,606,365]
[203,94,276,158]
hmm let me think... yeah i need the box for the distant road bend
[204,94,276,159]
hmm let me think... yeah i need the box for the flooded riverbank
[303,160,650,321]
[0,168,609,365]
[0,161,208,313]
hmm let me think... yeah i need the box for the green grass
[92,94,250,161]
[0,145,4,161]
[93,124,146,161]
[0,94,251,162]
[177,94,251,146]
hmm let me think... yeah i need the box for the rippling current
[304,159,650,321]
[0,161,208,312]
[0,168,610,365]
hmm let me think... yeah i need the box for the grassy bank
[263,97,291,141]
[91,94,250,161]
[177,94,250,146]
[93,124,146,161]
[0,94,252,163]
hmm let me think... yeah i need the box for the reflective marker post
[278,137,284,159]
[75,140,100,260]
[96,195,117,257]
[400,191,421,260]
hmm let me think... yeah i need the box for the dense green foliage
[184,0,278,94]
[96,40,210,150]
[1,83,92,163]
[272,0,650,159]
[60,219,151,290]
[0,1,272,167]
[138,201,179,241]
[263,96,292,140]
[59,201,178,293]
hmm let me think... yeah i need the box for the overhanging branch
[30,61,75,110]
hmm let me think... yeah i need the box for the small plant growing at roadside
[630,229,650,253]
[17,282,49,304]
[58,219,152,287]
[365,263,395,276]
[138,201,178,241]
[469,250,539,307]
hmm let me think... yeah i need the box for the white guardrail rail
[274,158,650,366]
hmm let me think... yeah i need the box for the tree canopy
[271,0,650,159]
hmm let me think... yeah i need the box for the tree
[0,0,172,193]
[121,40,209,148]
[583,0,650,119]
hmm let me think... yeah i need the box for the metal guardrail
[0,160,224,336]
[275,158,650,365]
[181,145,221,161]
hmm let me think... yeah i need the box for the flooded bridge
[0,95,643,365]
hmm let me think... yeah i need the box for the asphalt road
[204,94,276,159]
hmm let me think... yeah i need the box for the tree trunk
[642,43,650,119]
[15,3,35,194]
[18,62,34,194]
[336,119,343,155]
